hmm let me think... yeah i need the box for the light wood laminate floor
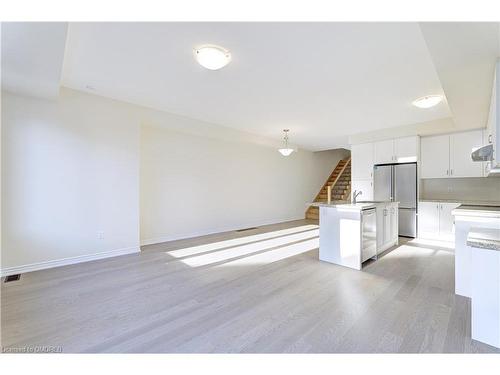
[1,220,499,353]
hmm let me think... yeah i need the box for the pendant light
[278,129,294,156]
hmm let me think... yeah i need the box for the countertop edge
[309,201,398,211]
[466,228,500,251]
[452,205,500,219]
[420,199,500,206]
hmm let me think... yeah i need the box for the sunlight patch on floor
[407,237,455,250]
[167,224,319,258]
[180,229,319,267]
[215,237,319,267]
[386,244,442,258]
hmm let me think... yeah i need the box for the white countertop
[310,200,396,211]
[314,202,376,210]
[420,198,500,206]
[452,205,500,219]
[467,227,500,251]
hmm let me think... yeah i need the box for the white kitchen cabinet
[418,201,460,241]
[351,179,373,201]
[421,130,484,179]
[420,134,450,178]
[389,204,398,241]
[373,136,419,165]
[418,201,441,239]
[450,130,484,178]
[383,206,391,246]
[439,202,461,241]
[351,143,374,180]
[352,136,419,179]
[374,139,395,165]
[376,202,399,254]
[394,136,419,163]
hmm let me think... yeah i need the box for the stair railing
[327,158,351,203]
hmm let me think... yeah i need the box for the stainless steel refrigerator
[373,163,417,238]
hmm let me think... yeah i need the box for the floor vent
[236,227,258,232]
[4,274,21,283]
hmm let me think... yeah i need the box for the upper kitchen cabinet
[421,130,484,178]
[351,143,374,180]
[374,139,394,164]
[394,136,419,163]
[373,136,419,165]
[450,130,484,178]
[420,134,450,178]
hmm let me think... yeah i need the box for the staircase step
[306,158,352,219]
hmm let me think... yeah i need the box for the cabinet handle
[451,169,453,175]
[489,134,493,144]
[446,170,449,175]
[440,204,443,210]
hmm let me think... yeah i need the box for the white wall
[2,87,349,272]
[1,90,140,273]
[140,124,349,245]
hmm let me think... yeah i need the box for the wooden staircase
[305,157,352,220]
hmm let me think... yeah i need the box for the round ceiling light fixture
[412,95,443,109]
[194,45,231,70]
[278,129,294,157]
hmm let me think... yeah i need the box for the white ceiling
[419,22,500,130]
[2,22,499,150]
[1,22,67,99]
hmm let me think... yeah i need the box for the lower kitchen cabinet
[376,202,398,254]
[389,204,399,241]
[418,201,461,241]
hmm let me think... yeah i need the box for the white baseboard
[140,216,306,246]
[1,246,140,277]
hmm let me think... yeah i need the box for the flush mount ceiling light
[278,129,294,156]
[412,95,443,109]
[194,45,231,70]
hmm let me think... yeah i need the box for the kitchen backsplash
[420,177,500,202]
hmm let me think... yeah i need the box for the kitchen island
[453,205,500,348]
[453,205,500,297]
[312,201,398,270]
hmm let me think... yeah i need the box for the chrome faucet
[353,190,362,204]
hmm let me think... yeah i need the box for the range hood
[471,144,500,176]
[471,144,494,162]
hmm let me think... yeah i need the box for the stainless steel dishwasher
[361,208,377,263]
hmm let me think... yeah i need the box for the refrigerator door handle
[391,165,395,202]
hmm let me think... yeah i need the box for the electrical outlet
[97,231,105,240]
[447,186,453,192]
